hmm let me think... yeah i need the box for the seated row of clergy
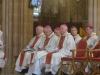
[15,24,98,75]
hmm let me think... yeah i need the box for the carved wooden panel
[71,0,88,20]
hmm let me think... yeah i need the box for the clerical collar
[61,32,70,36]
[73,34,79,38]
[47,32,54,38]
[88,32,96,37]
[37,33,44,37]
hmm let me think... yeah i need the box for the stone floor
[0,62,22,75]
[0,63,100,75]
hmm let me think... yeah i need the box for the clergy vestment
[45,32,76,75]
[73,34,82,45]
[25,32,58,75]
[0,30,6,68]
[15,33,45,72]
[91,37,100,49]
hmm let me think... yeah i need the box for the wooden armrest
[70,49,76,52]
[70,49,87,52]
[89,50,100,52]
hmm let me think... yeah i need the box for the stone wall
[0,0,2,24]
[2,0,33,75]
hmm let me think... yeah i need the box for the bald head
[36,26,43,35]
[60,24,68,34]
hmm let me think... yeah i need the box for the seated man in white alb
[25,25,58,75]
[0,25,6,69]
[71,26,82,69]
[83,24,98,50]
[84,24,98,73]
[15,26,45,74]
[71,26,82,45]
[44,24,76,75]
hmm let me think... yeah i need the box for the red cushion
[93,41,100,57]
[91,57,100,61]
[61,57,87,61]
[61,57,72,61]
[74,57,87,60]
[76,40,87,57]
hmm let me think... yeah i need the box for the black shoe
[0,68,1,71]
[75,72,83,75]
[63,73,69,75]
[32,73,36,75]
[19,68,29,74]
[45,72,53,75]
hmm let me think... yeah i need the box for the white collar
[89,32,96,36]
[62,32,70,36]
[37,33,44,37]
[47,32,54,38]
[73,34,79,38]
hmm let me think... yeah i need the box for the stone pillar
[2,0,33,74]
[93,0,98,33]
[0,0,2,24]
[88,0,98,34]
[88,0,94,24]
[97,0,100,36]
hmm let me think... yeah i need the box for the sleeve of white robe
[59,34,76,56]
[38,37,46,49]
[74,34,82,44]
[91,37,100,49]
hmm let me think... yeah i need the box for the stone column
[88,0,98,34]
[88,0,94,24]
[0,0,2,24]
[2,0,33,74]
[93,0,98,33]
[97,0,100,36]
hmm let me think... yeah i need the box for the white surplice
[73,34,82,45]
[83,32,98,49]
[15,33,45,72]
[25,32,58,75]
[91,36,100,49]
[45,32,76,75]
